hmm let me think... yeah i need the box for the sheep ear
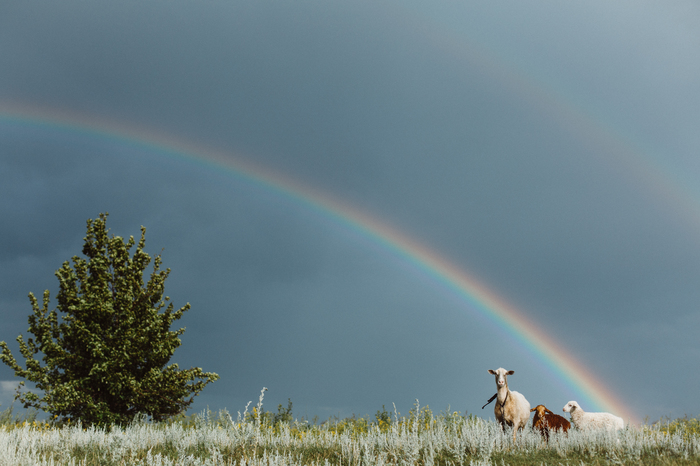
[545,408,553,414]
[507,370,514,375]
[530,407,536,412]
[488,370,496,375]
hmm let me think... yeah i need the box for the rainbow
[0,104,642,424]
[390,5,700,238]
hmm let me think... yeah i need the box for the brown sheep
[531,404,571,441]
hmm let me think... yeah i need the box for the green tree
[0,213,219,426]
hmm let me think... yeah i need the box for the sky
[1,0,699,424]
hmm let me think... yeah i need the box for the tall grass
[0,397,697,465]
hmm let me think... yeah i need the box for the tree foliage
[0,213,219,426]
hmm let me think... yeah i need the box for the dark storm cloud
[1,0,699,421]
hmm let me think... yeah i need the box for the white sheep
[488,368,531,441]
[562,401,624,431]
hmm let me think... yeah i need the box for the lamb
[562,401,624,431]
[530,404,571,441]
[487,368,531,441]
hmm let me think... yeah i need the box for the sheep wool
[563,401,624,431]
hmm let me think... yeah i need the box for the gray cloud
[1,0,699,422]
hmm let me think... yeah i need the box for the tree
[0,213,219,426]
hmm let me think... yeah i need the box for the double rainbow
[1,104,642,424]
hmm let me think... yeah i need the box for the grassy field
[0,400,698,466]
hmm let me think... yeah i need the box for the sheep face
[488,368,514,389]
[531,405,552,417]
[563,401,580,413]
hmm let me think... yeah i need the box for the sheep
[487,368,531,441]
[562,401,624,431]
[530,404,571,441]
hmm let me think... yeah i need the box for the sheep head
[531,404,549,416]
[488,368,514,389]
[563,401,580,413]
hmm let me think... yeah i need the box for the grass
[0,397,697,465]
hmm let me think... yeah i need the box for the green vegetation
[0,394,697,466]
[656,415,700,441]
[0,215,696,464]
[0,213,219,427]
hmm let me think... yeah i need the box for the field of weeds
[0,399,698,466]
